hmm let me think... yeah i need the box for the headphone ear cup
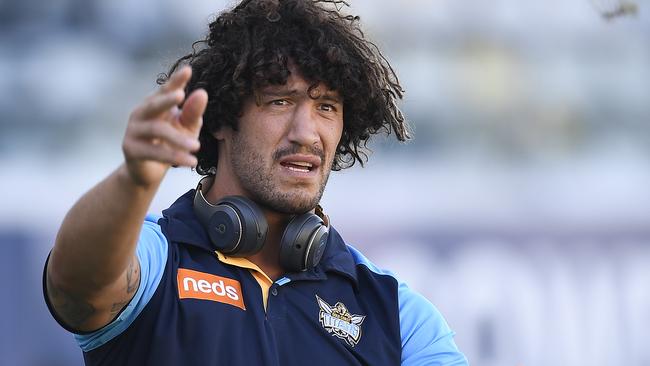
[208,196,268,256]
[205,202,242,252]
[221,196,268,256]
[279,214,329,272]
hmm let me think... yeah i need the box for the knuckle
[122,135,134,149]
[129,107,142,120]
[170,150,188,165]
[170,150,182,162]
[148,97,161,112]
[142,96,162,116]
[122,140,138,158]
[143,95,156,109]
[155,123,174,140]
[145,122,160,137]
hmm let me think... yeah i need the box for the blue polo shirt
[46,190,468,365]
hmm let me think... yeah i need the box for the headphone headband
[193,177,219,230]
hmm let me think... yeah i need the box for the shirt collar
[159,189,215,252]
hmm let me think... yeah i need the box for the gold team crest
[316,295,366,347]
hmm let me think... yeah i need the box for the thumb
[180,88,208,136]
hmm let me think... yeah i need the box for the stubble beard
[230,136,331,214]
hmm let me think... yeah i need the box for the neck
[246,209,291,281]
[204,175,293,281]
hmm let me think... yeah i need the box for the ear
[212,126,232,141]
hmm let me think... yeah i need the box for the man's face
[217,70,344,214]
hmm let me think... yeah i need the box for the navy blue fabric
[78,190,458,365]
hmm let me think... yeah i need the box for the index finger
[159,65,192,94]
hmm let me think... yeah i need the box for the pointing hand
[122,66,208,186]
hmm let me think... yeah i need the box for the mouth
[278,154,322,175]
[281,161,314,173]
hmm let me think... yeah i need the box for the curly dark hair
[158,0,410,175]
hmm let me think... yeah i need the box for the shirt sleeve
[399,282,469,365]
[74,214,169,352]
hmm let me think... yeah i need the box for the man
[43,0,468,365]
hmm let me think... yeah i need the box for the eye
[319,103,338,112]
[270,99,289,106]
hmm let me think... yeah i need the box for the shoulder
[136,214,169,263]
[346,245,468,365]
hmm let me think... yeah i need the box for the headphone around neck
[192,177,329,272]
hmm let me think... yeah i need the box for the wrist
[117,161,166,191]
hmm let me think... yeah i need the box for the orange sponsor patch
[177,268,246,310]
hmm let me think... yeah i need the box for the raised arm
[45,66,207,332]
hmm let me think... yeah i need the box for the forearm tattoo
[47,257,141,328]
[126,257,140,294]
[46,271,96,329]
[109,257,141,319]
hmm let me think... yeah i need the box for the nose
[287,102,320,148]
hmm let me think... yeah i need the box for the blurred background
[1,0,649,365]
